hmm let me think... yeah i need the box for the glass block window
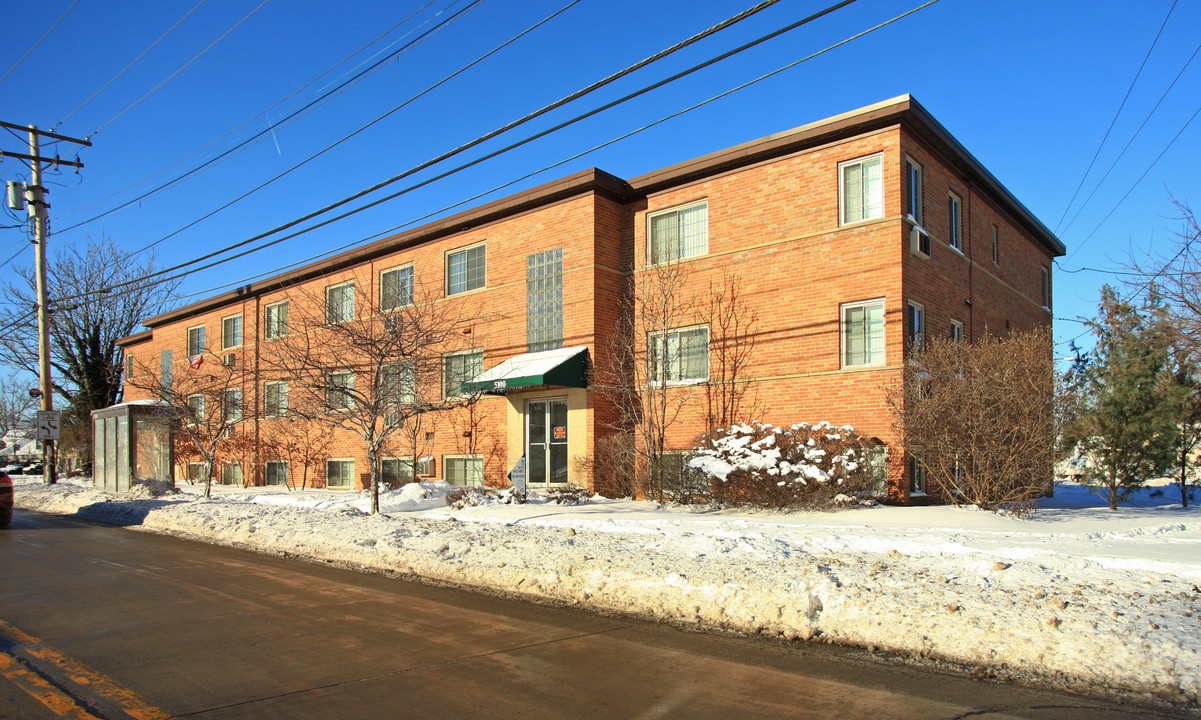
[381,266,414,311]
[527,248,564,352]
[649,202,707,264]
[447,244,486,295]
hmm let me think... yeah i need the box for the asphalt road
[0,509,1188,719]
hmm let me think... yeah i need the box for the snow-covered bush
[690,422,882,508]
[445,487,487,509]
[545,487,591,505]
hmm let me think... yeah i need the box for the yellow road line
[0,619,171,720]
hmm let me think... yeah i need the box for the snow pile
[11,477,1201,704]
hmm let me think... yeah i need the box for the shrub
[579,433,638,498]
[545,487,592,505]
[690,422,883,509]
[445,486,487,509]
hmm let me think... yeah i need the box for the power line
[54,0,210,130]
[52,0,443,222]
[129,0,584,257]
[1053,0,1178,233]
[1058,40,1200,238]
[55,0,486,234]
[89,0,275,136]
[0,0,81,87]
[55,0,938,310]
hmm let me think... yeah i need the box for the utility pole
[0,121,89,485]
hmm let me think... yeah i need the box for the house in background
[117,95,1064,503]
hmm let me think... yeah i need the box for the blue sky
[1,0,1198,363]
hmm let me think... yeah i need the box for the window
[907,302,925,350]
[416,456,436,477]
[866,446,888,494]
[841,300,885,368]
[326,459,354,489]
[444,455,484,486]
[662,452,708,501]
[381,457,414,486]
[1040,267,1050,309]
[187,462,206,481]
[443,350,483,398]
[223,388,242,422]
[326,282,355,324]
[908,451,927,494]
[905,158,923,223]
[527,248,564,352]
[264,380,289,417]
[991,224,999,264]
[265,301,289,339]
[648,326,709,383]
[950,319,964,342]
[265,460,288,486]
[187,326,205,357]
[187,394,205,422]
[382,363,415,426]
[381,266,414,311]
[125,353,133,382]
[222,463,243,486]
[160,350,173,398]
[327,371,354,411]
[948,192,962,252]
[648,202,707,264]
[839,156,883,225]
[222,315,242,349]
[446,244,486,295]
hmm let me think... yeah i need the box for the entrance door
[526,398,568,486]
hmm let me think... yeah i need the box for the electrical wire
[56,0,486,233]
[0,0,81,87]
[128,0,584,257]
[54,0,443,221]
[89,0,275,136]
[53,0,210,130]
[1053,0,1178,233]
[54,0,939,309]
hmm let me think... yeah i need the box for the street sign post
[508,456,527,498]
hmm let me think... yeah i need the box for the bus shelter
[91,400,174,493]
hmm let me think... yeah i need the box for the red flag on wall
[188,355,203,370]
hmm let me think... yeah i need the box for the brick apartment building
[117,95,1064,502]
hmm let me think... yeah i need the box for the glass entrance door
[526,398,568,486]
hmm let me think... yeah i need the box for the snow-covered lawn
[11,476,1201,705]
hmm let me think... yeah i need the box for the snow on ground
[11,476,1201,704]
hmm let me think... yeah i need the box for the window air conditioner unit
[910,224,930,257]
[222,353,237,367]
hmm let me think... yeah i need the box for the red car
[0,470,12,527]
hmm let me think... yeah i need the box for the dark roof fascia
[626,94,1065,258]
[142,168,631,329]
[116,329,153,348]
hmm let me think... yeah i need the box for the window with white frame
[905,158,923,224]
[326,282,355,324]
[381,457,414,487]
[222,315,242,349]
[265,460,288,486]
[326,459,354,489]
[382,362,415,425]
[841,300,885,368]
[950,319,964,342]
[907,301,925,350]
[527,248,564,352]
[446,244,486,295]
[648,326,709,383]
[265,301,289,339]
[839,155,884,225]
[187,325,205,357]
[264,380,289,417]
[327,371,354,411]
[223,388,242,422]
[187,394,205,422]
[443,350,483,398]
[1041,267,1051,309]
[222,463,243,486]
[444,455,484,486]
[948,192,962,252]
[648,201,708,264]
[381,265,414,311]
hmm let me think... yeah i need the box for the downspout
[254,294,261,485]
[967,184,975,340]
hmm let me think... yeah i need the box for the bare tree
[127,349,249,499]
[264,278,491,513]
[703,272,762,432]
[0,373,37,442]
[1,236,177,467]
[888,328,1059,512]
[389,413,435,487]
[448,401,504,482]
[260,416,335,490]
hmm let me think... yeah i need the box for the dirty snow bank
[12,476,1201,704]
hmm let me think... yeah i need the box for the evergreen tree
[1062,286,1180,509]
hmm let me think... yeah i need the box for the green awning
[462,346,589,394]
